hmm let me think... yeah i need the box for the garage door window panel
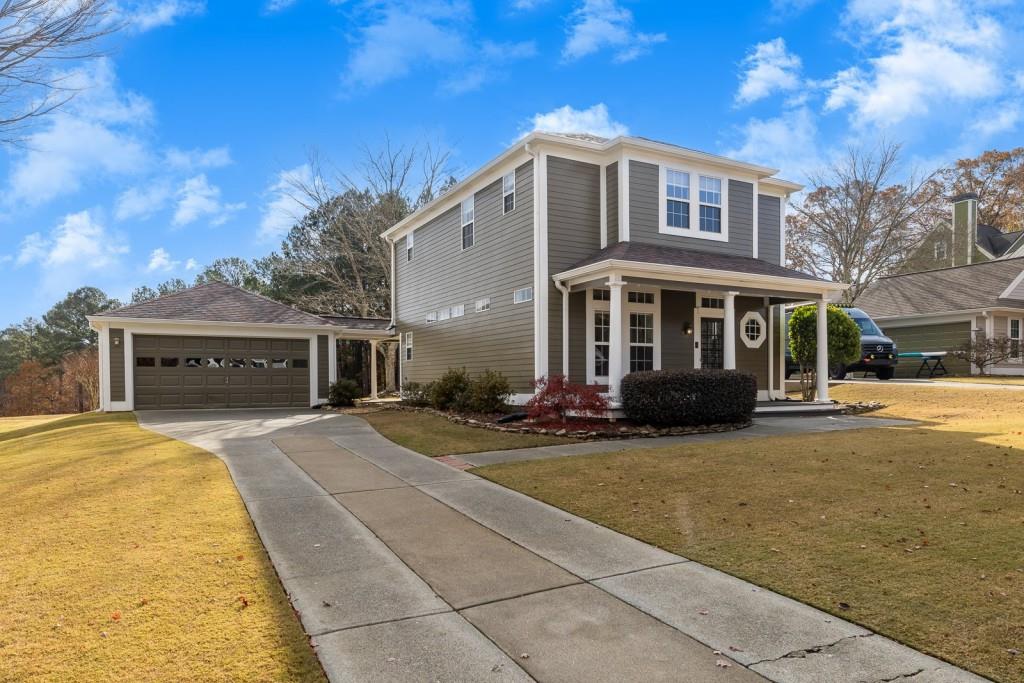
[136,357,156,367]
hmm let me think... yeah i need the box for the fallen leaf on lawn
[110,611,121,622]
[715,659,732,668]
[238,595,249,609]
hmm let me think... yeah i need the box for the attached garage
[88,281,396,411]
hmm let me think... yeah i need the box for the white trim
[123,331,135,411]
[723,291,737,369]
[585,289,608,385]
[999,270,1024,299]
[619,155,630,241]
[693,293,726,370]
[777,303,786,397]
[327,331,338,384]
[309,335,319,406]
[599,163,608,248]
[86,315,395,339]
[97,324,110,411]
[872,310,986,328]
[816,300,829,401]
[752,179,759,259]
[767,302,774,397]
[740,310,767,349]
[781,194,788,266]
[555,280,570,375]
[534,152,548,382]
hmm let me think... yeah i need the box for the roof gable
[98,282,334,327]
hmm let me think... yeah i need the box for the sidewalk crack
[748,633,873,666]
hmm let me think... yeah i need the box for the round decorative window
[739,311,767,349]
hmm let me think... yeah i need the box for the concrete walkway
[138,409,988,683]
[457,413,913,467]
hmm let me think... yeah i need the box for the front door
[700,319,724,369]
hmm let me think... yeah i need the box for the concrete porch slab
[337,486,580,609]
[461,583,765,683]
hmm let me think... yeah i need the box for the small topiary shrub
[401,381,433,406]
[464,369,513,413]
[526,374,609,423]
[328,378,362,407]
[621,369,756,426]
[430,367,472,410]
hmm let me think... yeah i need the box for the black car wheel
[876,367,895,380]
[829,363,847,380]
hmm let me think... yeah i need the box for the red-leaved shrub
[526,374,609,423]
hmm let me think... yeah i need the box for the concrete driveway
[138,409,987,683]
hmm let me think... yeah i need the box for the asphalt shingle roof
[102,281,335,326]
[563,241,826,282]
[856,257,1024,318]
[319,315,392,331]
[976,224,1022,257]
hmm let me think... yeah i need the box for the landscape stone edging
[371,403,752,440]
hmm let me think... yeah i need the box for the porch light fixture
[683,321,693,335]
[113,337,120,346]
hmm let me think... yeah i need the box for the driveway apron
[138,409,988,683]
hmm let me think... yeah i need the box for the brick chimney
[951,192,978,266]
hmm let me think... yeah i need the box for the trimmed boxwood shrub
[328,378,362,407]
[621,369,757,426]
[429,368,472,410]
[464,369,513,413]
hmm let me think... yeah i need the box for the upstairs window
[407,231,414,261]
[461,197,475,250]
[502,172,516,214]
[437,307,451,321]
[934,240,947,260]
[701,296,724,309]
[698,176,722,233]
[666,169,690,229]
[627,291,655,304]
[593,289,610,301]
[451,304,465,317]
[513,286,533,304]
[426,310,438,324]
[475,297,490,312]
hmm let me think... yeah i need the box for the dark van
[786,306,898,380]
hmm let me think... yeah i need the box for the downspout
[554,278,570,377]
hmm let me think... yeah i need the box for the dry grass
[938,376,1024,386]
[360,409,573,456]
[0,414,72,434]
[0,413,324,683]
[477,384,1024,682]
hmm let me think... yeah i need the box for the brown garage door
[133,335,310,409]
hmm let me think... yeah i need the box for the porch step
[754,401,843,417]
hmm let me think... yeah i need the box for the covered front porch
[549,242,848,405]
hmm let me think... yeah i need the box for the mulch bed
[373,403,752,440]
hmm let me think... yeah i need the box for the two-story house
[383,132,846,404]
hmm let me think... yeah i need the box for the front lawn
[0,413,324,683]
[0,413,71,434]
[939,376,1024,386]
[476,384,1024,683]
[360,408,574,456]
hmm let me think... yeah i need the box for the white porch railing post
[723,291,738,370]
[607,276,625,400]
[370,339,379,400]
[816,299,830,402]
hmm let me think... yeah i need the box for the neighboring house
[381,132,846,403]
[901,193,1024,275]
[87,282,394,411]
[856,258,1024,376]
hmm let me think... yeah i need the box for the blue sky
[2,0,1022,325]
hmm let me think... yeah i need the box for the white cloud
[726,107,822,182]
[343,1,471,89]
[259,165,312,242]
[736,38,803,105]
[123,1,206,32]
[115,181,174,221]
[16,211,129,271]
[172,174,246,227]
[264,0,298,12]
[164,146,233,171]
[441,40,537,94]
[969,103,1022,138]
[825,0,1005,127]
[146,247,178,272]
[185,258,199,270]
[521,103,628,139]
[6,59,152,207]
[562,0,666,64]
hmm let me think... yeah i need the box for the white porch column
[816,299,830,402]
[723,291,738,370]
[607,276,625,400]
[369,339,379,400]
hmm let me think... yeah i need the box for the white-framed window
[934,240,947,260]
[594,310,610,378]
[452,304,465,317]
[1011,318,1022,361]
[502,171,516,214]
[513,286,533,304]
[627,291,654,304]
[699,176,722,234]
[666,168,690,230]
[425,310,438,324]
[437,306,451,321]
[629,312,655,372]
[404,332,413,361]
[740,311,767,349]
[593,289,610,301]
[461,197,475,250]
[407,231,414,261]
[475,297,490,312]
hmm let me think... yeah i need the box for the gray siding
[395,161,535,392]
[887,322,972,377]
[606,161,619,244]
[568,291,586,383]
[317,334,329,397]
[757,194,782,265]
[548,156,602,377]
[110,328,125,402]
[661,290,695,371]
[627,160,755,258]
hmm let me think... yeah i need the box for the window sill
[658,225,729,242]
